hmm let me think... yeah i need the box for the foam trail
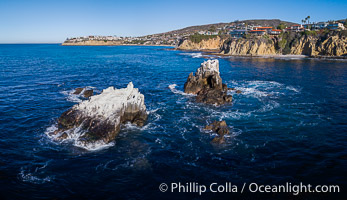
[169,84,195,96]
[45,123,115,151]
[179,52,203,58]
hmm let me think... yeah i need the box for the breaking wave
[44,123,115,151]
[18,161,53,184]
[61,86,96,103]
[169,84,195,96]
[179,52,203,58]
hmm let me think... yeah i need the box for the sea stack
[205,120,230,144]
[184,59,232,105]
[51,82,147,149]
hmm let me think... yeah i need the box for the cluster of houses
[65,35,150,43]
[227,21,346,38]
[66,35,122,42]
[65,20,346,45]
[229,26,283,38]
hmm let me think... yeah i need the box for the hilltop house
[285,25,304,32]
[269,29,282,35]
[230,29,247,38]
[249,30,266,35]
[253,27,273,33]
[327,22,346,30]
[311,22,329,30]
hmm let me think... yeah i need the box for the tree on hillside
[277,23,286,30]
[208,26,217,32]
[307,16,311,24]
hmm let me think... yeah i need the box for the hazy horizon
[1,0,346,43]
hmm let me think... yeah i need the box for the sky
[0,0,346,43]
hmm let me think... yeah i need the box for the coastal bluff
[178,31,347,57]
[177,36,226,50]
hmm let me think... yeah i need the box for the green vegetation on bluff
[189,33,217,43]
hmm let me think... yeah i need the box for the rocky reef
[73,87,94,98]
[50,82,147,150]
[205,121,230,144]
[184,59,232,105]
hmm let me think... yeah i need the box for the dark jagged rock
[50,82,147,150]
[184,59,232,105]
[205,120,230,144]
[83,89,93,98]
[73,87,94,98]
[73,88,84,94]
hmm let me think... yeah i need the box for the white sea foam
[61,86,96,103]
[169,84,196,96]
[18,161,53,184]
[286,85,301,93]
[179,52,203,58]
[74,140,115,151]
[45,123,116,151]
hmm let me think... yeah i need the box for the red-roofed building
[270,29,282,35]
[253,27,273,33]
[285,24,304,32]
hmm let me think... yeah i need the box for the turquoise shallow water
[0,44,346,199]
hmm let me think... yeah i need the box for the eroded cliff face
[289,33,347,56]
[177,36,226,50]
[221,38,277,56]
[179,31,346,57]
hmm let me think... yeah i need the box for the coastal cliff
[287,31,347,56]
[177,36,226,50]
[221,37,277,55]
[178,31,347,57]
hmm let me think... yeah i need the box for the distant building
[327,22,346,30]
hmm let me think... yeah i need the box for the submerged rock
[73,87,94,98]
[52,82,147,149]
[184,59,232,105]
[73,88,84,94]
[83,89,93,98]
[205,120,230,144]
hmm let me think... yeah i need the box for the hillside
[63,19,296,46]
[150,19,296,36]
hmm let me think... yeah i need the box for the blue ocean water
[0,44,346,199]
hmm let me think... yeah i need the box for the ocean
[0,44,346,199]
